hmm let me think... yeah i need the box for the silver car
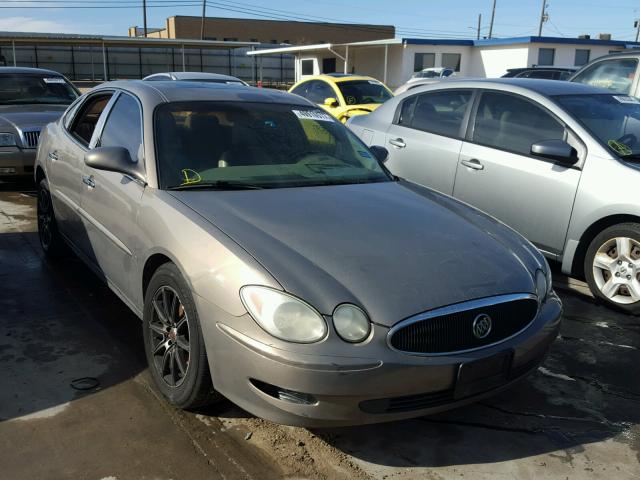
[0,67,79,176]
[143,71,249,86]
[348,78,640,315]
[35,80,560,426]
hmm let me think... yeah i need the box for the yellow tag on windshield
[608,140,632,156]
[181,169,202,185]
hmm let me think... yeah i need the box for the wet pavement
[0,179,639,480]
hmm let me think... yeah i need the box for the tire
[37,178,66,258]
[584,223,640,315]
[143,263,220,408]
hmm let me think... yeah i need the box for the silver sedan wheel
[148,286,191,387]
[592,237,640,304]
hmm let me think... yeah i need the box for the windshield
[154,101,392,189]
[336,80,392,105]
[555,93,640,158]
[0,74,79,105]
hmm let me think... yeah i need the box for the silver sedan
[35,80,561,426]
[348,78,640,315]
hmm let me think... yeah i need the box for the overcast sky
[0,0,638,41]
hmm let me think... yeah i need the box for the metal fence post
[181,44,185,71]
[12,40,16,66]
[102,42,107,81]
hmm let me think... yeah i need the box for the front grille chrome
[21,129,41,149]
[388,293,538,356]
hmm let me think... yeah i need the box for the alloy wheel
[148,286,191,387]
[37,187,53,250]
[592,236,640,304]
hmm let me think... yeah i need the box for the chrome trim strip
[386,293,538,357]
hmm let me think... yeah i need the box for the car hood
[0,104,67,131]
[171,181,542,327]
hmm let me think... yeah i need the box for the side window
[571,58,638,94]
[397,95,417,126]
[473,91,565,156]
[306,81,335,104]
[98,93,143,164]
[408,90,472,137]
[63,97,84,130]
[69,93,113,146]
[290,82,310,99]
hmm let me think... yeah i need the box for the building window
[575,49,590,66]
[250,38,258,42]
[414,53,435,72]
[322,57,336,73]
[204,37,217,41]
[301,59,314,76]
[441,53,462,72]
[538,48,555,66]
[271,39,278,44]
[223,37,238,42]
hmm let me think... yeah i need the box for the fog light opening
[250,379,317,405]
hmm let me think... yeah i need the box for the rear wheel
[143,263,220,408]
[37,178,66,258]
[584,223,640,315]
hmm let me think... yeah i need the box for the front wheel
[143,263,220,408]
[584,223,640,315]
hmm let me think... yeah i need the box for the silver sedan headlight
[0,133,17,147]
[240,286,327,343]
[332,304,371,343]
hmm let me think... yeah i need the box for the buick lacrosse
[35,81,561,426]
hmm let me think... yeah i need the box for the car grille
[22,130,41,148]
[388,295,538,354]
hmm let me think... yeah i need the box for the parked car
[502,67,577,80]
[395,76,461,95]
[0,67,79,177]
[347,78,640,315]
[570,51,639,95]
[143,71,249,86]
[289,73,393,123]
[35,80,560,426]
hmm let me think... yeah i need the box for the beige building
[129,16,394,45]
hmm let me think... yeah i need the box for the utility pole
[200,0,207,40]
[477,13,482,40]
[488,0,497,39]
[635,19,640,42]
[142,0,147,37]
[538,0,548,37]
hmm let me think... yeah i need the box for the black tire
[584,223,640,316]
[143,263,220,408]
[37,178,66,258]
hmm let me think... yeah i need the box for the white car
[395,67,456,94]
[143,71,249,86]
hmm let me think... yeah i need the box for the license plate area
[454,350,513,399]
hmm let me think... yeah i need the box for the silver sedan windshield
[155,102,391,189]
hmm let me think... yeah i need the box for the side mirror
[323,97,339,108]
[85,146,143,181]
[531,139,579,166]
[369,145,389,163]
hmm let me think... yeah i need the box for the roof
[98,80,311,105]
[248,35,640,56]
[414,77,612,96]
[0,66,64,76]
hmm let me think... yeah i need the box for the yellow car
[289,74,393,123]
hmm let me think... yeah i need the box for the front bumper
[198,294,562,427]
[0,148,36,176]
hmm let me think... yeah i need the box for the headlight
[332,304,371,343]
[240,286,327,343]
[0,133,17,147]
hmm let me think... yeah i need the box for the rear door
[384,89,473,195]
[79,91,146,300]
[49,91,114,242]
[452,90,583,255]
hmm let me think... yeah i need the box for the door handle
[388,138,406,148]
[48,151,58,161]
[82,174,95,188]
[461,159,484,170]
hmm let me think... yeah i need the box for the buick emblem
[472,314,492,339]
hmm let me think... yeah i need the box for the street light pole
[635,19,640,42]
[143,0,148,37]
[477,13,482,40]
[200,0,207,40]
[488,0,497,39]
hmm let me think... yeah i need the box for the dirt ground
[0,179,638,480]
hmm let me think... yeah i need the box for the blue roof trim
[404,36,640,48]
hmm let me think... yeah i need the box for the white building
[248,36,640,89]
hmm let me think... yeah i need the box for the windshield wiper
[167,181,264,191]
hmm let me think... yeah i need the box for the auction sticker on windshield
[43,77,67,84]
[293,109,334,122]
[613,95,640,104]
